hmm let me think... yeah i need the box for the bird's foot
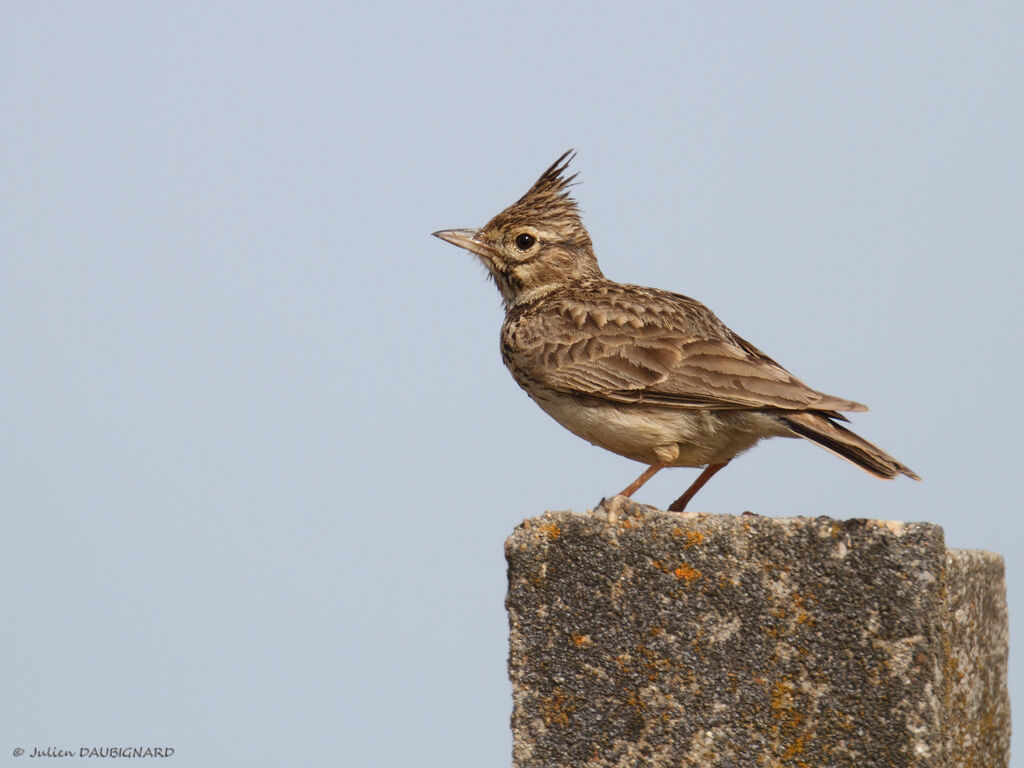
[595,494,630,524]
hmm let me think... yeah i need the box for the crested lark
[434,151,918,512]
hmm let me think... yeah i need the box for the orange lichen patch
[670,525,704,546]
[571,632,592,647]
[636,643,674,682]
[771,680,795,712]
[537,522,561,541]
[539,686,576,728]
[769,679,810,766]
[793,593,815,626]
[528,575,545,589]
[652,557,701,582]
[673,563,701,582]
[781,733,809,763]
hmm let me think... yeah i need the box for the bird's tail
[779,411,920,481]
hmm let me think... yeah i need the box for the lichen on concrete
[505,501,1009,767]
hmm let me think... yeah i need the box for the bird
[433,150,918,512]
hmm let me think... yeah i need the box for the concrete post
[506,501,1009,767]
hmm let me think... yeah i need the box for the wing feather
[503,284,867,414]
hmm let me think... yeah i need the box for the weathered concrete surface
[943,549,1010,765]
[506,501,1009,768]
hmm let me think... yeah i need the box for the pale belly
[527,388,792,467]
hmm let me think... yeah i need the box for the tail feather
[780,411,920,481]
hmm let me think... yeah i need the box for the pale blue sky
[2,2,1021,765]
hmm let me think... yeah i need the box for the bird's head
[434,150,603,308]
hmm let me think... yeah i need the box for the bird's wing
[503,286,867,414]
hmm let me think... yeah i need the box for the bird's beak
[432,228,496,260]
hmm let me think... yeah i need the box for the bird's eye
[514,233,537,251]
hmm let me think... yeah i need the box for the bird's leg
[618,463,667,498]
[667,462,730,512]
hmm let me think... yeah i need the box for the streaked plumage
[434,151,918,511]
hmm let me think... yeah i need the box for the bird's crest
[517,149,579,212]
[485,150,592,251]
